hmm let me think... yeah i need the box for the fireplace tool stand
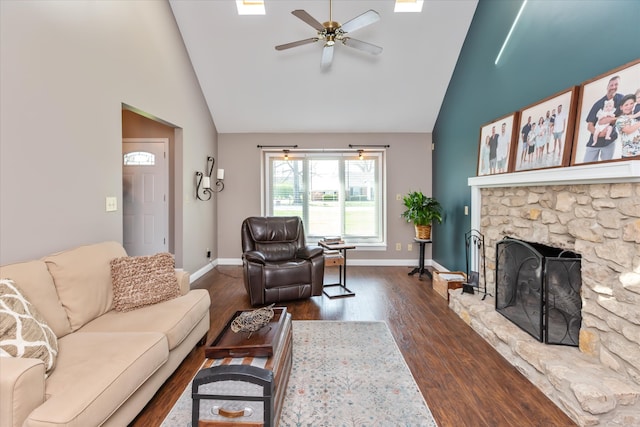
[462,229,491,300]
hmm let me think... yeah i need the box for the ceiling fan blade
[342,37,383,55]
[339,9,380,33]
[291,9,325,32]
[320,43,334,70]
[275,37,319,51]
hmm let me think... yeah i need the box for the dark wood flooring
[130,265,576,427]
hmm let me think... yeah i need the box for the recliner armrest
[243,251,266,264]
[297,246,324,260]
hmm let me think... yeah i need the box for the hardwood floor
[130,265,576,427]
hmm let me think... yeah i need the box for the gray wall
[433,0,640,271]
[217,133,434,262]
[0,1,218,273]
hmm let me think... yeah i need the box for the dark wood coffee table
[193,307,292,427]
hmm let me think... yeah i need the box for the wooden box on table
[433,271,467,301]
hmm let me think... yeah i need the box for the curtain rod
[256,145,298,148]
[348,144,390,148]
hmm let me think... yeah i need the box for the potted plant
[400,191,443,240]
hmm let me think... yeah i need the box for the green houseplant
[401,191,443,239]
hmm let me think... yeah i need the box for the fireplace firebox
[495,237,582,346]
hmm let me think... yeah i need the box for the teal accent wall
[432,0,640,272]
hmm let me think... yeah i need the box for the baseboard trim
[214,258,437,267]
[190,260,216,283]
[431,259,449,273]
[191,258,453,284]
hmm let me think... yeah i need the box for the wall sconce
[195,156,224,201]
[283,149,289,160]
[358,150,364,160]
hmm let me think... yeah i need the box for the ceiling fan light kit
[275,0,383,70]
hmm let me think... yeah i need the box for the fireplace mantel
[467,160,640,230]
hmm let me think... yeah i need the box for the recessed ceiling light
[394,0,423,13]
[236,0,265,15]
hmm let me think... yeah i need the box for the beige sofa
[0,241,211,427]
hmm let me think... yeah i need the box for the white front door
[122,139,168,256]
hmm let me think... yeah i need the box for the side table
[319,241,356,298]
[408,238,432,279]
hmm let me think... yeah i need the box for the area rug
[161,321,437,426]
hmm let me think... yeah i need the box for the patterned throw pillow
[0,279,58,375]
[110,253,180,312]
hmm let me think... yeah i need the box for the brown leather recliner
[241,216,325,306]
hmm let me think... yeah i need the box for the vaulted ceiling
[169,0,477,134]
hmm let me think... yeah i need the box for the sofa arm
[175,269,190,295]
[0,358,45,427]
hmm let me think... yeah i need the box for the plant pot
[415,224,432,240]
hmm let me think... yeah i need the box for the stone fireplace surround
[448,161,640,426]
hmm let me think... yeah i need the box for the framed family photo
[572,59,640,165]
[513,87,578,172]
[476,112,518,176]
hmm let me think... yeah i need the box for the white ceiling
[169,0,477,134]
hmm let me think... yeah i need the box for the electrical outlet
[407,243,413,251]
[206,249,211,259]
[395,243,401,251]
[396,194,402,201]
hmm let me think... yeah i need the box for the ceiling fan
[275,0,383,70]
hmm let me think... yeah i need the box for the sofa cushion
[26,331,167,427]
[0,260,72,338]
[110,253,180,312]
[44,241,127,331]
[0,279,58,375]
[79,289,210,350]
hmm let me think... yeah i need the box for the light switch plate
[105,197,118,212]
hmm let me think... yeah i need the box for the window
[394,0,424,13]
[235,0,265,15]
[264,150,386,246]
[123,151,155,166]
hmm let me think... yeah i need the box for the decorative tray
[204,307,287,359]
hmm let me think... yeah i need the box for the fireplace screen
[495,237,582,346]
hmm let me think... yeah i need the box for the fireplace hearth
[495,237,582,346]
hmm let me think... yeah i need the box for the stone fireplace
[449,161,640,426]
